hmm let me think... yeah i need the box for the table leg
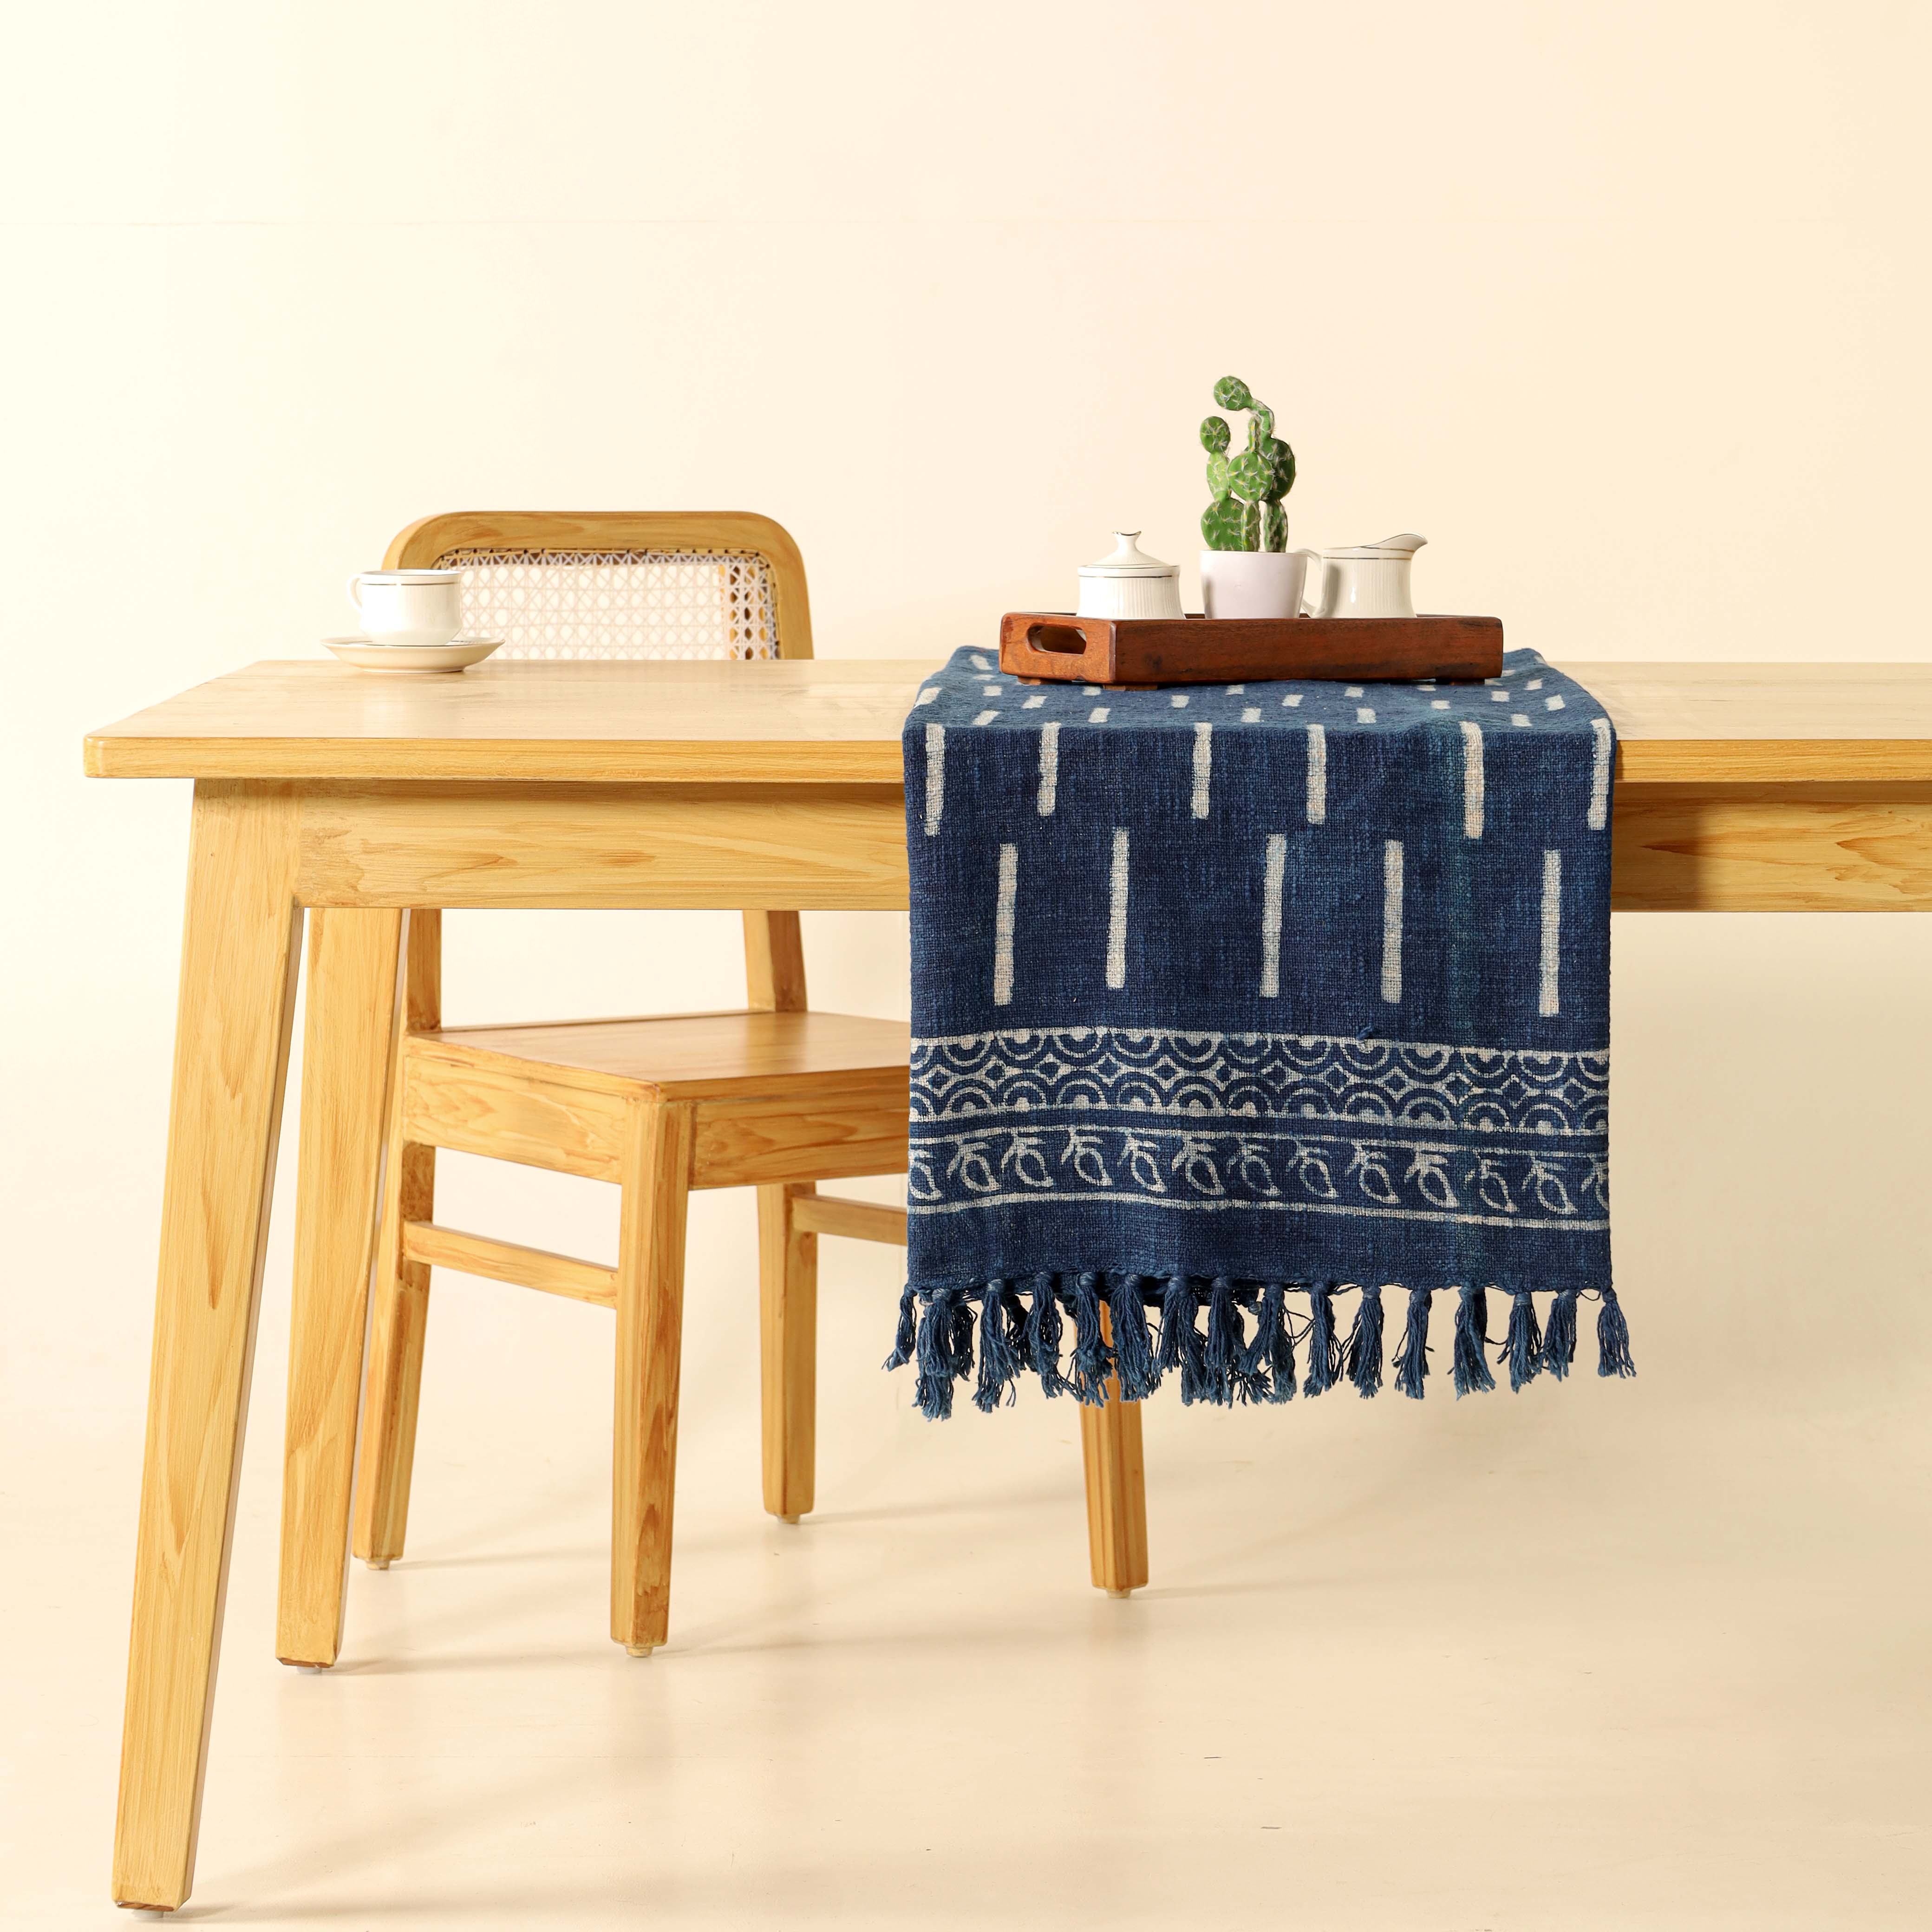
[113,784,303,1912]
[275,908,404,1667]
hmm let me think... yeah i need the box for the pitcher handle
[1292,550,1326,617]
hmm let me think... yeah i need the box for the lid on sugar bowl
[1077,531,1183,620]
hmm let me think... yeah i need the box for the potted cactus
[1198,376,1318,620]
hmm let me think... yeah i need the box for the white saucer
[324,635,502,673]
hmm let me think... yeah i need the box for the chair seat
[422,1007,911,1103]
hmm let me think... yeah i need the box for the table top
[84,657,1932,786]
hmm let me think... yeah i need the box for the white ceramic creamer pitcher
[1304,533,1427,619]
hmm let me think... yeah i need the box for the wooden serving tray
[998,612,1503,686]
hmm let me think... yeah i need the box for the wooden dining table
[85,654,1932,1911]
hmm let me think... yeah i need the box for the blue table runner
[888,646,1630,1416]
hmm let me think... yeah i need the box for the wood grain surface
[84,657,1932,786]
[790,1195,909,1244]
[757,1183,817,1522]
[430,1010,912,1096]
[1000,611,1503,685]
[351,908,440,1571]
[1610,786,1932,910]
[399,1221,619,1308]
[1079,1308,1149,1598]
[276,908,403,1669]
[402,1040,632,1181]
[610,1100,693,1655]
[113,784,304,1911]
[296,780,909,909]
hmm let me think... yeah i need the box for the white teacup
[348,568,464,647]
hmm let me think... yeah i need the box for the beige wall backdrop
[5,3,1932,1920]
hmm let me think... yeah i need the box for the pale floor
[7,1227,1932,1929]
[7,917,1932,1928]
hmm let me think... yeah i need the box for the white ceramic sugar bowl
[1076,531,1183,620]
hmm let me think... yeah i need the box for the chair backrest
[384,511,813,662]
[384,511,813,1015]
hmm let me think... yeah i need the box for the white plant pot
[1199,547,1320,621]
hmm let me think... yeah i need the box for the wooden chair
[339,512,1148,1660]
[343,512,902,1653]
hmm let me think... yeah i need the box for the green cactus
[1202,496,1259,549]
[1200,376,1295,552]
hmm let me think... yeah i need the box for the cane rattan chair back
[385,510,813,663]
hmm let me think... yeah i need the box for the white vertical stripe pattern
[1106,828,1130,989]
[923,724,945,835]
[1259,834,1287,997]
[1036,722,1059,816]
[992,844,1018,1005]
[1191,723,1213,818]
[1305,724,1327,824]
[1460,720,1485,839]
[1380,840,1403,1004]
[1588,716,1612,829]
[1539,849,1562,1016]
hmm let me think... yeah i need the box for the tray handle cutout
[1025,622,1090,655]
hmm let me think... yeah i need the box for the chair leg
[612,1100,694,1655]
[757,1182,817,1522]
[1079,1307,1149,1596]
[351,1136,435,1569]
[352,908,440,1571]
